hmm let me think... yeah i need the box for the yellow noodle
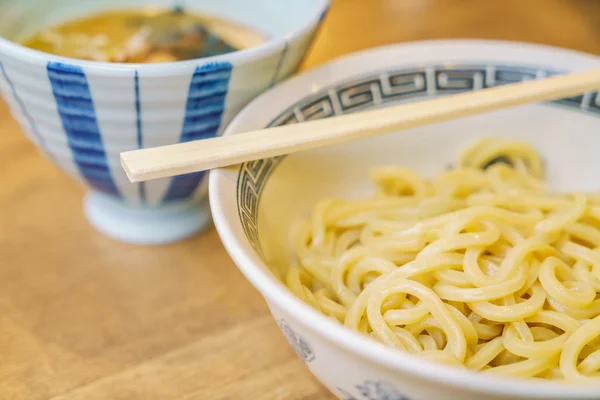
[286,137,600,381]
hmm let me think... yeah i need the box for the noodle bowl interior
[286,137,600,382]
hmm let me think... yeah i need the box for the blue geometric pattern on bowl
[236,157,285,251]
[162,62,233,203]
[277,318,316,363]
[338,380,410,400]
[47,61,121,197]
[234,62,600,257]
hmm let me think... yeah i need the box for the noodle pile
[286,137,600,382]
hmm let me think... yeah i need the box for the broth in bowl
[21,6,268,63]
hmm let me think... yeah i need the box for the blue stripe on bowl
[162,61,233,203]
[0,61,51,157]
[319,2,330,21]
[47,61,121,198]
[134,71,146,203]
[270,40,289,88]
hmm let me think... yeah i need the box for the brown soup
[21,6,268,63]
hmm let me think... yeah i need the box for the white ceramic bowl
[210,40,600,400]
[0,0,329,244]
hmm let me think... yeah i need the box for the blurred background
[303,0,600,69]
[2,1,600,399]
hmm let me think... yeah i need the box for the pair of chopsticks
[121,68,600,183]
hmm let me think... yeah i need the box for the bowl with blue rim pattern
[209,40,600,399]
[0,0,329,244]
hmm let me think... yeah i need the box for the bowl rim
[0,0,329,75]
[209,39,600,398]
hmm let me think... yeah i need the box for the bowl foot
[83,192,211,245]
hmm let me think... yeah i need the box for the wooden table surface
[2,1,600,399]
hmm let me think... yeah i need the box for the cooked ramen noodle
[21,6,267,63]
[287,137,600,382]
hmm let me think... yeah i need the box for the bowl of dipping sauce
[210,40,600,400]
[0,0,329,244]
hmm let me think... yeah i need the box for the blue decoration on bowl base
[47,61,121,197]
[338,380,410,400]
[277,319,316,363]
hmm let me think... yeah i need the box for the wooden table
[2,1,600,399]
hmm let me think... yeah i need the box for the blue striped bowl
[0,0,329,244]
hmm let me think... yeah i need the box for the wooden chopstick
[121,68,600,183]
